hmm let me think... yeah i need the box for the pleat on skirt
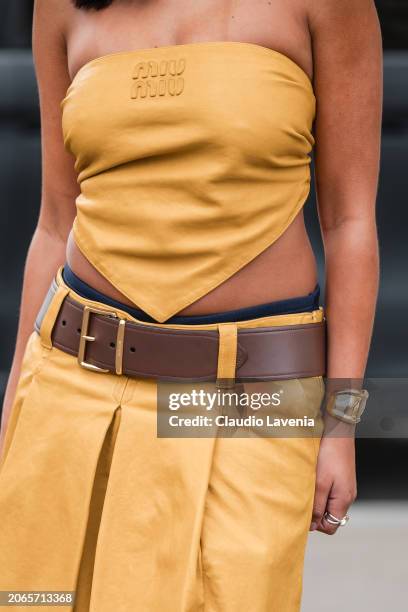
[0,275,325,612]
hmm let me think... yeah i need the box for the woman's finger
[310,477,332,531]
[319,489,355,535]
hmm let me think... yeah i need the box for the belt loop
[39,284,70,349]
[216,323,238,389]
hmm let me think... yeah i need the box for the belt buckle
[78,305,126,375]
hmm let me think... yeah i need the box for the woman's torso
[64,0,318,319]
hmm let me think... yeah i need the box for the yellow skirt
[0,268,325,612]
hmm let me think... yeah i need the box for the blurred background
[0,1,407,609]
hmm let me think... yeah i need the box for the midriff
[66,208,318,318]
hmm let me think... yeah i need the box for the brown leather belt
[34,280,326,382]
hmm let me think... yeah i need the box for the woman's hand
[310,424,357,535]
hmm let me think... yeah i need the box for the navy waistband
[61,263,320,325]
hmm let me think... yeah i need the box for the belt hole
[130,346,135,352]
[77,328,81,334]
[61,320,67,326]
[110,342,116,349]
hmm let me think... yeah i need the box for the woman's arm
[307,0,383,534]
[0,0,78,457]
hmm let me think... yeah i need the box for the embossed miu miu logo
[130,58,186,99]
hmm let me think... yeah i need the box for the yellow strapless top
[61,41,316,322]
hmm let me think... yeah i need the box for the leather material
[0,326,325,609]
[38,290,326,382]
[61,41,316,322]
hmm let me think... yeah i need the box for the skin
[0,0,382,537]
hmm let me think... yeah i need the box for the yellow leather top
[61,41,316,322]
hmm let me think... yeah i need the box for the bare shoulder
[33,0,76,43]
[34,0,76,20]
[305,0,383,226]
[303,0,382,88]
[306,0,381,40]
[32,0,79,77]
[306,0,379,23]
[32,0,81,238]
